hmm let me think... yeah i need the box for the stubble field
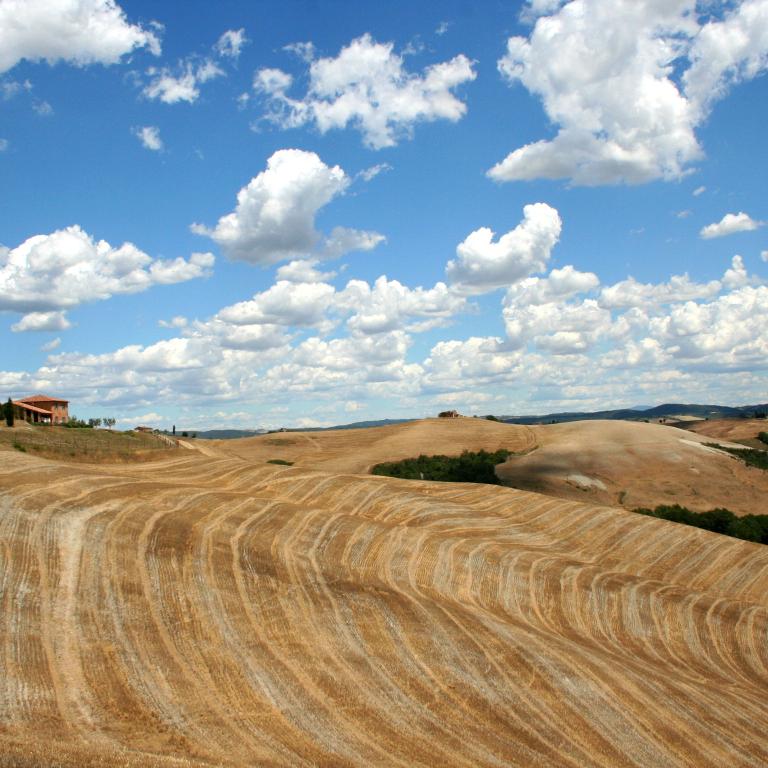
[0,419,766,766]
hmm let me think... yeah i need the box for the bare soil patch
[496,419,768,515]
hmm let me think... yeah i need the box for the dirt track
[1,420,767,766]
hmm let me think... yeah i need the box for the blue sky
[1,0,767,429]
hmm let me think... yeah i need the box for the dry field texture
[494,420,768,515]
[1,418,767,767]
[682,418,768,449]
[0,424,178,464]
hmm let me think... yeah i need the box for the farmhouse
[438,410,461,418]
[11,394,69,425]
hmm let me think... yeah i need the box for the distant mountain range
[192,418,416,439]
[192,429,267,440]
[501,403,768,425]
[186,405,767,439]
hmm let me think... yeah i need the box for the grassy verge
[635,504,768,544]
[372,449,512,484]
[0,426,177,463]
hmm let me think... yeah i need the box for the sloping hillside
[213,417,537,473]
[1,435,767,767]
[682,418,767,448]
[496,420,768,515]
[216,418,767,514]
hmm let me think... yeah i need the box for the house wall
[11,399,69,425]
[27,400,69,424]
[13,405,49,424]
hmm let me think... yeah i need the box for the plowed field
[1,419,767,766]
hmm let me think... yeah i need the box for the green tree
[4,398,14,428]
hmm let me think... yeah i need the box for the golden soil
[0,418,767,767]
[209,417,537,473]
[682,418,768,447]
[496,419,768,515]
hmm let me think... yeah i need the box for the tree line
[371,449,512,484]
[635,504,768,545]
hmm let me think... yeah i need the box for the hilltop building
[11,394,69,425]
[438,410,461,418]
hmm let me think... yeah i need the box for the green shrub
[635,504,768,544]
[267,459,294,466]
[372,449,511,485]
[62,417,91,428]
[758,432,768,446]
[708,443,768,470]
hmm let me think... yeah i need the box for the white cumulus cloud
[0,0,160,74]
[0,226,214,329]
[700,212,764,239]
[648,285,768,366]
[338,277,467,334]
[218,281,336,328]
[275,258,336,283]
[133,125,163,151]
[159,316,188,329]
[192,149,383,266]
[446,203,562,292]
[684,0,768,117]
[490,0,768,186]
[505,265,599,306]
[503,296,611,353]
[11,310,72,333]
[144,58,223,104]
[254,33,476,149]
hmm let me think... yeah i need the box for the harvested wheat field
[205,417,537,473]
[1,419,767,767]
[681,418,768,448]
[495,419,768,515]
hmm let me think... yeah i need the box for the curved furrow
[1,447,768,766]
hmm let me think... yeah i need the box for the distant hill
[192,429,268,440]
[322,418,416,431]
[191,419,416,439]
[501,402,768,425]
[277,418,417,433]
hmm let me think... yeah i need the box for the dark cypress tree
[5,397,14,427]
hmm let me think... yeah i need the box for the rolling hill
[502,401,768,425]
[0,418,766,766]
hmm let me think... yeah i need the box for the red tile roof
[18,394,68,404]
[13,400,53,415]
